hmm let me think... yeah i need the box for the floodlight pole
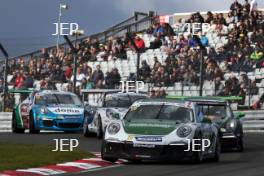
[0,43,9,112]
[56,4,68,50]
[56,4,62,50]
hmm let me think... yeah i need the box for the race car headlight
[226,119,237,131]
[40,107,48,114]
[177,125,192,138]
[107,123,121,135]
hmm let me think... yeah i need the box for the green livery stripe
[123,119,177,135]
[15,105,24,129]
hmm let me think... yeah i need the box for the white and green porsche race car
[101,99,221,163]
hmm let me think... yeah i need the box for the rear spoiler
[8,88,35,94]
[81,89,121,94]
[166,95,243,101]
[81,89,147,94]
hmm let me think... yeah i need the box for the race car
[12,89,85,133]
[82,89,148,138]
[101,99,220,163]
[166,96,245,152]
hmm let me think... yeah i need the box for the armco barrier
[0,112,12,132]
[0,111,263,133]
[241,110,264,132]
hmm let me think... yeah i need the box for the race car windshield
[198,105,232,122]
[104,95,146,108]
[35,94,82,106]
[124,104,193,123]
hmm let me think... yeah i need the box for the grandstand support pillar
[73,53,77,93]
[63,35,78,94]
[199,50,204,96]
[0,43,9,112]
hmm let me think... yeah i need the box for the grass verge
[0,142,93,171]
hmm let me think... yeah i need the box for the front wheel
[237,135,244,152]
[101,140,118,163]
[211,137,220,162]
[192,133,203,163]
[29,113,40,134]
[12,111,25,133]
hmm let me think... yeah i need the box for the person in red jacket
[134,35,145,53]
[14,71,24,88]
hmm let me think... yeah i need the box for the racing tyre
[237,134,244,152]
[83,121,93,137]
[96,116,103,139]
[101,140,118,163]
[193,133,203,163]
[211,137,220,162]
[12,111,25,133]
[29,113,40,134]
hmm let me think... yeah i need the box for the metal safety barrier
[0,111,263,133]
[241,110,264,132]
[0,112,12,132]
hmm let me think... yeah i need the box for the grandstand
[1,1,264,110]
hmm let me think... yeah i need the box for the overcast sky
[0,0,263,58]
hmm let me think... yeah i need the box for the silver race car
[82,89,148,138]
[102,99,220,163]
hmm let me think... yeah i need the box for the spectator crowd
[0,0,263,107]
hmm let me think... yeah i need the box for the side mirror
[112,113,120,119]
[234,112,245,119]
[202,117,212,123]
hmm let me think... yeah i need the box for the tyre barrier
[0,111,263,133]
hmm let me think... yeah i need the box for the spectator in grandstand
[138,60,151,82]
[238,85,246,105]
[230,0,243,14]
[205,11,214,24]
[149,37,162,49]
[134,35,145,53]
[226,75,241,95]
[97,44,108,61]
[21,72,34,88]
[152,23,164,37]
[92,65,104,86]
[14,70,24,89]
[64,64,72,81]
[200,33,209,47]
[51,64,65,82]
[46,77,57,90]
[71,68,86,87]
[249,80,259,95]
[187,35,197,48]
[215,77,225,95]
[162,23,175,36]
[105,68,121,89]
[250,0,258,14]
[159,89,167,98]
[149,90,156,98]
[226,11,235,24]
[40,48,49,59]
[127,73,136,81]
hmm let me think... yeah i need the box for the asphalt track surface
[0,132,264,176]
